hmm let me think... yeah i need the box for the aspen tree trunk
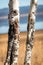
[4,0,20,65]
[24,0,37,65]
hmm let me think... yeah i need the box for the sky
[0,0,43,9]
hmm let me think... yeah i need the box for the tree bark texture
[4,0,20,65]
[24,0,37,65]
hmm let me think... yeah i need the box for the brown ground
[0,30,43,65]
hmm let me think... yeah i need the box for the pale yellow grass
[0,30,43,65]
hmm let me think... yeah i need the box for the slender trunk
[24,0,37,65]
[4,0,20,65]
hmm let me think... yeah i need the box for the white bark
[24,0,37,65]
[4,0,20,65]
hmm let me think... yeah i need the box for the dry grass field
[0,30,43,65]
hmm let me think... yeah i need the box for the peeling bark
[24,0,37,65]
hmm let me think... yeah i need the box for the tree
[24,0,37,65]
[4,0,38,65]
[4,0,20,65]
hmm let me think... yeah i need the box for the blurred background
[0,0,43,34]
[0,0,43,65]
